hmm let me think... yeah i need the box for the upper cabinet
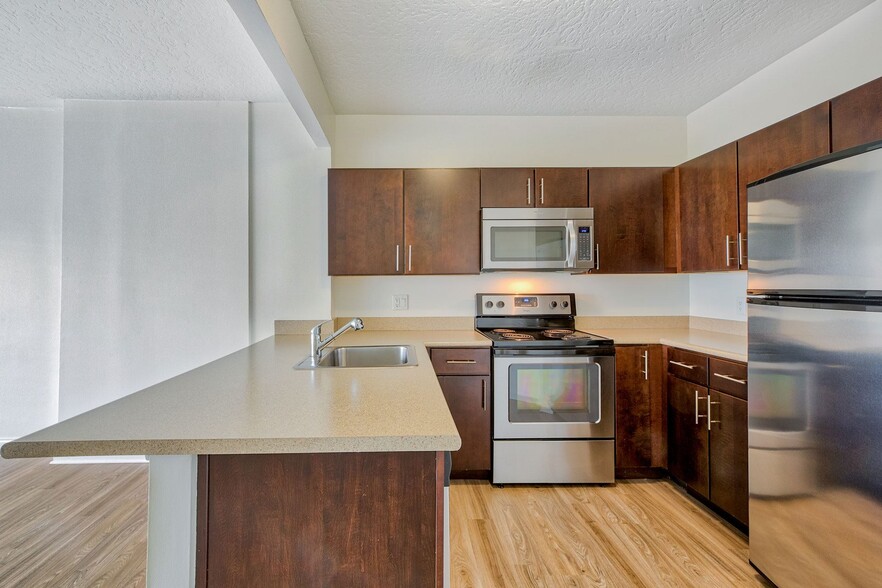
[677,143,739,273]
[404,169,481,275]
[831,77,882,152]
[737,103,831,267]
[480,168,587,208]
[590,168,667,273]
[328,169,403,275]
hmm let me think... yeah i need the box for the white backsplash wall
[332,274,690,318]
[689,272,749,322]
[0,106,63,440]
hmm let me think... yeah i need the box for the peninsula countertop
[1,331,490,459]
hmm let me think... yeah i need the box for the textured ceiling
[289,0,873,116]
[0,0,285,105]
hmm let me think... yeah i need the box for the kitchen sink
[295,345,419,369]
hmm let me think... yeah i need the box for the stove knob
[562,300,569,308]
[550,301,558,308]
[496,301,505,308]
[485,301,493,308]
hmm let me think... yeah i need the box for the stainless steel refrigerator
[747,141,882,587]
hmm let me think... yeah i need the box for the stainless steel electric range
[475,293,616,484]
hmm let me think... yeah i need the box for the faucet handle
[310,319,332,337]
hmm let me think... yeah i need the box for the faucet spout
[308,318,364,366]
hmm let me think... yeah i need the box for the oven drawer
[667,348,708,385]
[708,357,748,400]
[430,348,491,376]
[493,440,614,484]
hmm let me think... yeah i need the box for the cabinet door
[328,169,403,275]
[709,390,748,525]
[404,169,480,274]
[480,168,535,207]
[535,168,588,207]
[832,76,882,152]
[737,103,830,268]
[437,376,491,475]
[667,375,709,498]
[591,168,666,273]
[615,345,664,474]
[678,143,739,273]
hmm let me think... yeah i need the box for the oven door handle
[565,220,577,268]
[594,360,602,424]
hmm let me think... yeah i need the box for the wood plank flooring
[0,459,768,587]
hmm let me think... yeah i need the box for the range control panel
[476,293,576,316]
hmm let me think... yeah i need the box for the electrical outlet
[393,294,409,311]
[736,297,746,316]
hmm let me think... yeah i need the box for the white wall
[689,272,748,322]
[249,102,332,342]
[688,0,882,158]
[58,100,250,419]
[0,107,63,439]
[334,115,686,168]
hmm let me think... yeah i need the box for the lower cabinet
[430,347,492,478]
[667,375,710,497]
[614,345,665,477]
[708,390,749,525]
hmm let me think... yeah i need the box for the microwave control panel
[577,226,592,262]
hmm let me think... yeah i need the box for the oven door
[493,351,614,439]
[482,219,593,270]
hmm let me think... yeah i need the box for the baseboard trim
[50,455,148,465]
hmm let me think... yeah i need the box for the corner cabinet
[430,347,492,478]
[480,168,587,208]
[614,345,666,477]
[328,168,480,276]
[666,347,748,527]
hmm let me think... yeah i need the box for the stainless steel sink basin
[296,345,419,369]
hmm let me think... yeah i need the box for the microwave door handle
[566,220,577,268]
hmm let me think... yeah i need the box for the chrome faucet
[307,318,365,366]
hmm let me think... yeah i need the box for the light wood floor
[0,459,769,587]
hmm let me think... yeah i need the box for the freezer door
[748,300,882,586]
[747,145,882,294]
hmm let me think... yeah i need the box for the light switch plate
[393,294,409,311]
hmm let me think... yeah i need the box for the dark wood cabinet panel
[615,345,665,476]
[666,347,709,386]
[708,357,747,401]
[678,143,739,273]
[328,169,403,275]
[709,391,749,526]
[405,169,480,275]
[832,76,882,152]
[480,168,534,207]
[590,168,667,273]
[430,347,491,376]
[668,375,709,499]
[200,452,442,587]
[438,375,491,476]
[737,103,831,268]
[535,168,588,207]
[663,167,681,273]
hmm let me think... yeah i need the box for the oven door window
[508,362,601,423]
[490,226,567,262]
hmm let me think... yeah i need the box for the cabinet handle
[481,379,486,411]
[395,245,400,272]
[737,231,744,268]
[595,244,600,271]
[527,177,531,205]
[408,245,413,273]
[708,396,721,431]
[725,235,734,267]
[641,350,648,380]
[669,360,696,370]
[540,177,545,205]
[695,390,707,425]
[446,359,477,364]
[712,372,746,385]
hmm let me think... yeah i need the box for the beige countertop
[1,330,490,459]
[590,328,747,362]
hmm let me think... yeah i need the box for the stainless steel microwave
[481,208,595,271]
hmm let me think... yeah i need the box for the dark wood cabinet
[677,143,739,273]
[430,347,492,479]
[480,168,587,208]
[737,103,831,268]
[591,168,667,273]
[480,168,534,207]
[403,169,481,275]
[328,169,403,275]
[615,345,665,477]
[667,374,710,498]
[535,168,588,207]
[832,76,882,152]
[709,390,749,526]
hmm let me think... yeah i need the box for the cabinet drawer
[667,348,708,385]
[430,348,491,376]
[709,358,747,401]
